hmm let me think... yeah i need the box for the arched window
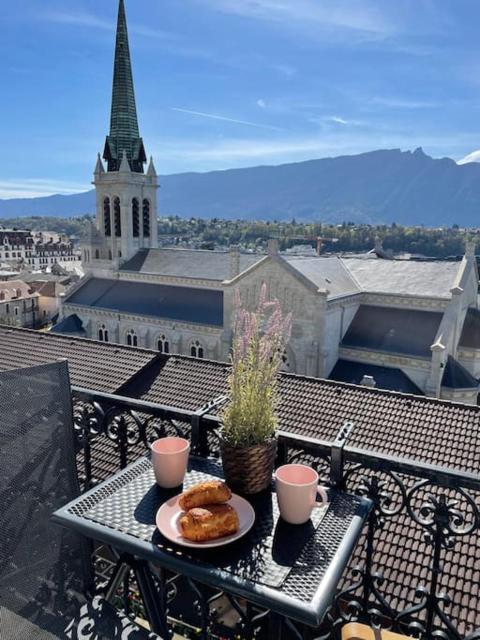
[103,197,111,237]
[132,198,140,238]
[108,250,112,260]
[157,335,170,354]
[0,291,5,301]
[114,197,121,237]
[95,249,100,259]
[126,329,138,347]
[190,340,204,359]
[143,199,150,238]
[98,324,109,342]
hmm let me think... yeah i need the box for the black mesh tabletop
[53,456,371,627]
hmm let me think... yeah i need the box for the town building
[0,228,81,270]
[0,280,39,328]
[61,0,480,404]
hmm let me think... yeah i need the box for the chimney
[360,375,376,388]
[267,238,279,256]
[229,245,240,279]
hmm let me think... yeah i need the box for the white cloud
[0,179,91,200]
[370,97,440,109]
[457,150,480,165]
[329,116,349,125]
[195,0,396,38]
[257,99,267,109]
[170,107,284,131]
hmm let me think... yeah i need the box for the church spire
[103,0,146,173]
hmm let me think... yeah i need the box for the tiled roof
[329,358,423,395]
[120,248,263,281]
[0,325,157,393]
[1,325,480,475]
[342,305,442,357]
[341,257,461,298]
[125,355,480,476]
[66,278,224,326]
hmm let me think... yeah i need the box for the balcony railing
[72,386,480,639]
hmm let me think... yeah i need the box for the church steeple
[103,0,147,173]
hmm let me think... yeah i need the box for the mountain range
[1,148,480,226]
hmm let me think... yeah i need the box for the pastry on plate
[179,503,240,542]
[179,480,232,510]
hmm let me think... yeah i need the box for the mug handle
[313,485,329,508]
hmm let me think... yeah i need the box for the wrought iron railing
[71,386,480,639]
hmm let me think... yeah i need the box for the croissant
[179,481,232,511]
[179,504,239,542]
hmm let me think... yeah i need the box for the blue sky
[2,0,480,198]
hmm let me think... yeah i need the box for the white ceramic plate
[156,493,256,549]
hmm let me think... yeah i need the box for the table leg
[133,558,169,639]
[269,612,283,639]
[104,553,130,604]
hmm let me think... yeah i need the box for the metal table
[53,456,371,637]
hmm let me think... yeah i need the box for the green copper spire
[103,0,146,173]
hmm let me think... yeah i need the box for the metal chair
[342,623,412,639]
[0,362,161,639]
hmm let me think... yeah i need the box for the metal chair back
[0,362,92,638]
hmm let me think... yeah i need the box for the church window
[190,340,204,359]
[108,250,112,260]
[98,324,109,343]
[103,197,111,237]
[0,291,4,301]
[143,199,150,238]
[95,249,100,259]
[157,335,170,354]
[126,329,138,347]
[114,197,122,237]
[132,198,140,238]
[6,304,9,314]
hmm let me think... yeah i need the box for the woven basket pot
[220,436,277,495]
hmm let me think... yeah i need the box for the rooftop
[120,247,263,281]
[2,325,480,476]
[341,304,443,357]
[65,277,224,326]
[340,257,461,299]
[329,358,423,395]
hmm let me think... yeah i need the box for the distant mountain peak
[1,148,480,227]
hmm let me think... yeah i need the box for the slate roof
[459,307,480,349]
[0,325,156,392]
[51,314,86,337]
[341,257,461,298]
[66,278,224,326]
[329,359,423,395]
[442,356,479,389]
[342,305,442,357]
[283,256,360,298]
[120,248,263,281]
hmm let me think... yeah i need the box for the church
[58,0,480,404]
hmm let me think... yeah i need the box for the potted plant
[220,284,292,494]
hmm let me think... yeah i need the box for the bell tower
[84,0,158,271]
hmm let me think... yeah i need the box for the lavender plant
[222,284,292,447]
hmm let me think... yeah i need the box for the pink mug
[151,437,190,488]
[275,464,329,525]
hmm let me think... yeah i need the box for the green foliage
[0,216,93,237]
